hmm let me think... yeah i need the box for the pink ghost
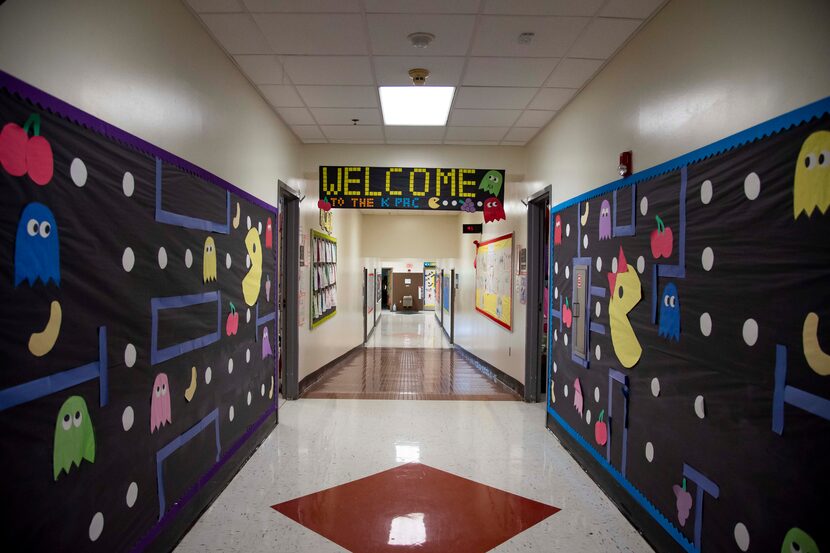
[573,377,584,416]
[262,327,273,359]
[150,373,172,432]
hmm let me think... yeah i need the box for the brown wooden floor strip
[302,348,520,401]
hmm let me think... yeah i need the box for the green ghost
[53,395,95,480]
[479,170,503,196]
[781,528,819,553]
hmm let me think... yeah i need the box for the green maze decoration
[0,72,278,551]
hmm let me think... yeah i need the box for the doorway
[278,181,300,401]
[381,268,391,309]
[524,186,551,403]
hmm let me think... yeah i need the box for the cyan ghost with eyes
[15,202,59,286]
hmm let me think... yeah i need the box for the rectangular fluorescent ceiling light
[379,86,455,126]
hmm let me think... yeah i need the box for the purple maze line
[772,344,830,434]
[682,463,719,551]
[607,368,630,476]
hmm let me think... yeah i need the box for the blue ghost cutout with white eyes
[15,202,60,287]
[658,282,680,341]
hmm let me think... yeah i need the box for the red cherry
[26,135,54,185]
[0,123,28,177]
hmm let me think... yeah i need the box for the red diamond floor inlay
[271,463,560,552]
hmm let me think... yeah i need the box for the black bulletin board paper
[0,73,278,551]
[318,166,505,211]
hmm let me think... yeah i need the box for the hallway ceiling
[184,0,666,146]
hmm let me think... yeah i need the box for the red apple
[672,478,693,527]
[650,215,673,259]
[27,134,53,185]
[595,409,608,445]
[562,298,573,328]
[265,217,273,249]
[0,122,28,176]
[226,302,239,336]
[318,198,332,212]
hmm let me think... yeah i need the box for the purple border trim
[0,70,277,214]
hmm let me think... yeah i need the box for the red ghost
[554,214,562,245]
[265,217,273,249]
[483,197,505,223]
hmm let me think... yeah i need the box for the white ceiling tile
[282,56,373,85]
[277,107,316,125]
[514,110,556,127]
[568,18,642,59]
[297,86,378,108]
[186,0,244,12]
[386,140,444,145]
[312,108,382,125]
[482,0,604,16]
[243,0,361,12]
[233,55,284,84]
[384,126,447,140]
[253,14,367,55]
[544,58,603,87]
[365,0,480,13]
[471,16,589,58]
[463,58,558,87]
[258,84,304,106]
[374,57,465,85]
[302,138,330,143]
[322,126,385,140]
[445,127,509,141]
[504,127,539,141]
[528,88,576,110]
[200,14,271,54]
[449,109,520,127]
[600,0,666,19]
[291,125,325,139]
[444,140,501,146]
[367,15,476,56]
[454,87,536,109]
[500,141,528,146]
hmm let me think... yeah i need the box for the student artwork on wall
[547,98,830,553]
[310,229,337,328]
[424,266,437,309]
[475,233,514,330]
[0,72,278,551]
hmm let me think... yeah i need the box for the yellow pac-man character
[242,228,262,306]
[203,236,217,283]
[794,130,830,218]
[607,246,642,368]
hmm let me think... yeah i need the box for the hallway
[365,312,451,349]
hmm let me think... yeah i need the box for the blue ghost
[658,282,680,341]
[15,202,60,286]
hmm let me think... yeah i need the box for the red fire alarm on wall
[619,150,633,177]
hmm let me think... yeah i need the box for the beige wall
[362,214,460,259]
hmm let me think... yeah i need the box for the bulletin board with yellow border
[475,233,514,330]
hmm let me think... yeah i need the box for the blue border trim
[155,157,231,233]
[150,292,221,365]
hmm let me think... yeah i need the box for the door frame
[449,269,456,343]
[524,185,551,403]
[363,267,368,343]
[278,181,300,400]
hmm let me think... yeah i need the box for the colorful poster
[424,267,437,309]
[475,233,514,330]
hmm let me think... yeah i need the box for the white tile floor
[175,399,654,552]
[365,311,451,349]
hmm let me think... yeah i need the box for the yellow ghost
[794,130,830,218]
[203,237,217,283]
[242,228,262,306]
[607,247,642,368]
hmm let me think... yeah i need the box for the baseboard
[366,316,379,341]
[298,344,363,395]
[454,344,525,397]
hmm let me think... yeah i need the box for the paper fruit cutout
[573,377,583,416]
[780,527,819,553]
[658,282,681,342]
[266,273,272,302]
[650,215,673,258]
[562,298,573,328]
[461,198,476,213]
[554,214,562,245]
[599,200,611,240]
[802,312,830,375]
[479,170,503,196]
[262,326,272,359]
[150,373,172,432]
[580,202,590,226]
[242,228,263,306]
[232,202,241,229]
[184,366,197,402]
[28,300,62,357]
[203,236,217,283]
[53,395,95,480]
[265,217,273,249]
[269,375,275,399]
[318,197,332,212]
[15,202,60,287]
[483,197,505,223]
[0,113,54,185]
[672,478,693,527]
[226,302,239,336]
[594,409,607,445]
[608,246,643,368]
[794,130,830,218]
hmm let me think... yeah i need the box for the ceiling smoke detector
[407,32,435,49]
[408,68,430,86]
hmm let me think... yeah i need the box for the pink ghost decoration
[573,377,584,416]
[599,199,612,240]
[554,214,562,245]
[265,217,273,249]
[150,373,172,432]
[262,327,273,359]
[266,274,271,302]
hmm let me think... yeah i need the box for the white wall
[0,0,301,205]
[362,214,460,259]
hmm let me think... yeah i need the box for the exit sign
[462,224,483,234]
